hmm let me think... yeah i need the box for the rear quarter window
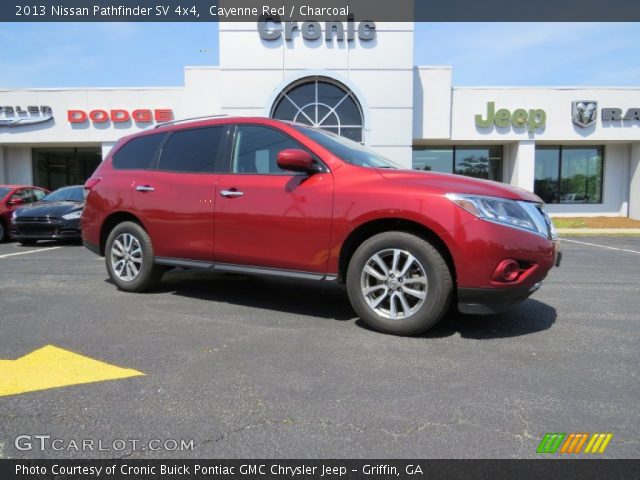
[112,133,166,170]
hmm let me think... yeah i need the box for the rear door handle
[220,189,244,198]
[135,185,155,192]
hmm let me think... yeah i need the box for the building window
[412,145,503,182]
[534,146,603,204]
[412,147,453,173]
[33,147,102,191]
[271,76,364,143]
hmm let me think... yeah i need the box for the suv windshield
[42,186,84,202]
[294,126,401,169]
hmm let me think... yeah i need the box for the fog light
[492,259,521,282]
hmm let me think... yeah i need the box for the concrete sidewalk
[557,228,640,235]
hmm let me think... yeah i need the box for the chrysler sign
[0,105,53,128]
[258,15,376,42]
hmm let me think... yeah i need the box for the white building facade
[1,22,639,218]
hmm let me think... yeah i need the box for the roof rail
[154,114,231,129]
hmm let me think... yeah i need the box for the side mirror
[8,197,24,206]
[277,149,320,174]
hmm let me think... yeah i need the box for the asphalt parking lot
[0,237,638,459]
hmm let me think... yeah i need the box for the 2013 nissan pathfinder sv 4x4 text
[81,117,561,335]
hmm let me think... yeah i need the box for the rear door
[213,124,334,274]
[130,125,227,262]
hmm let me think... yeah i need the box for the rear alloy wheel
[105,221,164,292]
[347,232,453,335]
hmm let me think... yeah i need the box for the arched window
[271,77,364,143]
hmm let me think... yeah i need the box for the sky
[1,22,639,88]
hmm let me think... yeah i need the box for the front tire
[346,232,453,336]
[105,221,164,292]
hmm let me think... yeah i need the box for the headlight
[446,193,550,238]
[62,210,83,220]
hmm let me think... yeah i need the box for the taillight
[84,177,101,199]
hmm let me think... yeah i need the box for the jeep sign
[475,102,546,133]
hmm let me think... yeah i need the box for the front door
[214,124,334,274]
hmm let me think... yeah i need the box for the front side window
[113,133,166,170]
[534,146,603,204]
[11,189,34,203]
[158,126,224,173]
[232,126,300,174]
[33,189,47,200]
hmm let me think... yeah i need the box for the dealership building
[1,22,639,218]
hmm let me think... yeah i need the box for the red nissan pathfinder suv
[82,117,560,335]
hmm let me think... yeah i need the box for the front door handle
[135,185,155,192]
[220,189,244,198]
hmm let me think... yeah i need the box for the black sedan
[11,185,84,245]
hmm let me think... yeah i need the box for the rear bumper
[457,282,542,315]
[83,239,101,256]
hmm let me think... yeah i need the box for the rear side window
[112,133,165,170]
[158,126,224,173]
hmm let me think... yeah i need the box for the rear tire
[346,231,453,336]
[105,221,164,292]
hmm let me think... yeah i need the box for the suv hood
[377,169,543,203]
[15,201,84,217]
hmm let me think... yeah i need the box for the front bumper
[11,218,81,241]
[458,282,542,315]
[447,217,561,314]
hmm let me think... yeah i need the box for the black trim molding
[154,257,338,281]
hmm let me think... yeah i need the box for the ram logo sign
[572,101,598,128]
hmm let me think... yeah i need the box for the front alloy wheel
[347,232,453,335]
[361,249,428,320]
